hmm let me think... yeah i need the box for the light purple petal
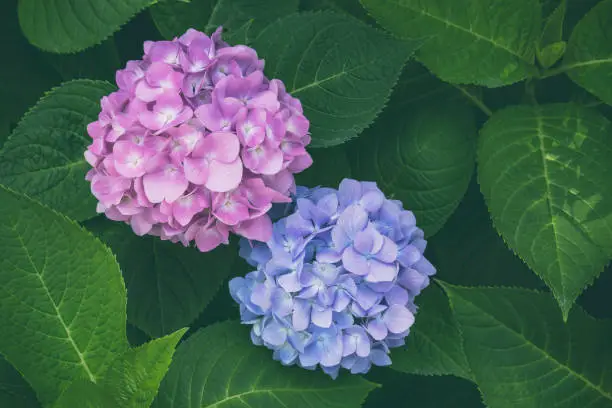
[311,306,332,328]
[383,305,415,334]
[292,299,311,331]
[342,247,370,276]
[367,318,388,341]
[262,321,287,346]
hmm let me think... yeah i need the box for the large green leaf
[564,0,612,105]
[364,369,485,408]
[0,356,40,408]
[103,328,187,408]
[0,80,114,222]
[253,12,420,147]
[153,321,378,408]
[0,0,61,145]
[18,0,155,53]
[45,38,121,82]
[391,285,471,379]
[52,380,115,408]
[478,103,612,318]
[361,0,540,87]
[151,0,298,41]
[295,144,352,188]
[349,98,476,237]
[84,217,238,338]
[428,180,545,288]
[0,186,127,406]
[443,284,612,408]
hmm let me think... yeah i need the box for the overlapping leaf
[428,180,545,288]
[0,186,127,406]
[253,11,420,147]
[361,0,540,86]
[0,357,40,408]
[349,98,476,236]
[154,321,378,408]
[0,80,113,221]
[443,284,612,408]
[85,218,238,338]
[103,328,187,408]
[391,285,471,379]
[564,0,612,105]
[478,103,612,318]
[151,0,298,41]
[52,380,115,408]
[18,0,155,53]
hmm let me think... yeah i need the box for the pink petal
[135,80,164,102]
[143,166,189,203]
[138,111,166,131]
[198,131,240,162]
[242,144,283,175]
[247,90,280,112]
[130,211,154,236]
[184,157,210,185]
[233,215,272,242]
[195,223,229,252]
[287,153,313,173]
[205,158,243,192]
[213,193,250,225]
[194,104,224,131]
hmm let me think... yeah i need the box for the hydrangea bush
[231,180,435,378]
[85,27,312,252]
[2,0,612,408]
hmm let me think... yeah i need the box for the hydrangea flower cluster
[230,179,436,378]
[85,27,312,251]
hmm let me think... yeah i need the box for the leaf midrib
[534,113,565,308]
[458,292,612,402]
[10,222,97,384]
[202,384,372,408]
[389,1,529,61]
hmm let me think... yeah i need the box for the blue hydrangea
[229,179,436,378]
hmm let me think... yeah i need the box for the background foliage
[1,0,611,407]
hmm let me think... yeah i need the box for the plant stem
[453,85,493,117]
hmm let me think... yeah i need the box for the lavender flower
[230,179,436,378]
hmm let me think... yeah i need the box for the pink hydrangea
[85,27,312,252]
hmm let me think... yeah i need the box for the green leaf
[539,0,566,49]
[295,144,352,188]
[18,0,156,53]
[0,80,114,222]
[0,186,127,406]
[348,98,476,237]
[153,321,378,408]
[0,0,61,144]
[564,0,612,105]
[361,0,541,87]
[364,369,485,408]
[299,0,377,25]
[537,41,567,70]
[150,0,298,41]
[428,180,545,289]
[52,380,115,408]
[391,285,471,379]
[0,356,40,408]
[103,328,187,408]
[442,284,612,408]
[84,217,238,338]
[253,11,421,147]
[478,103,612,318]
[45,38,121,82]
